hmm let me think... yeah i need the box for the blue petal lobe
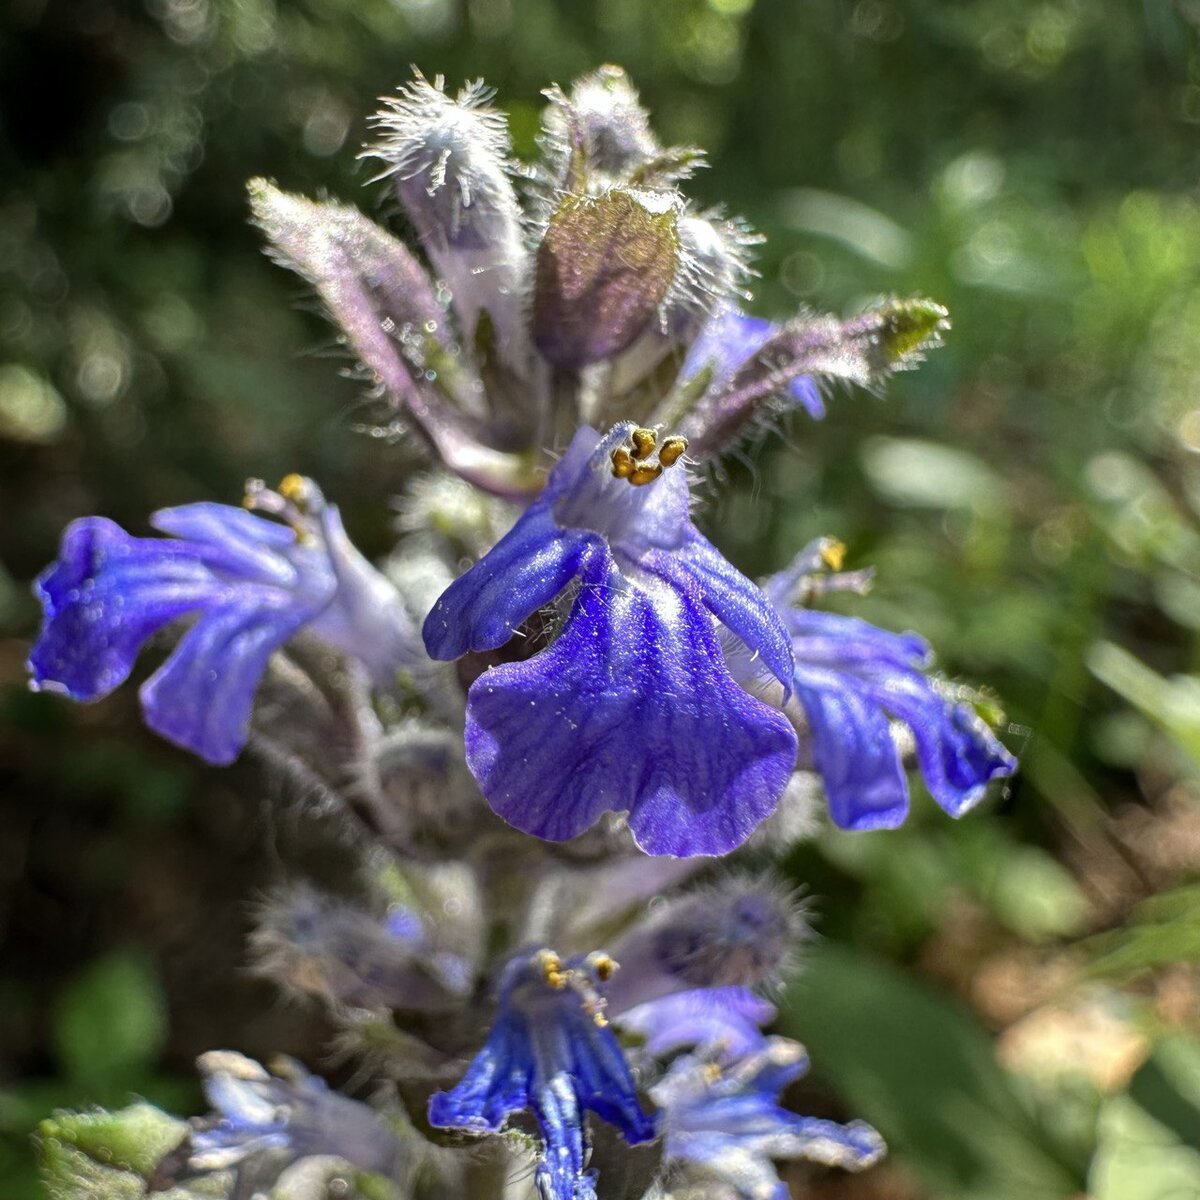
[791,664,909,831]
[428,1011,533,1134]
[151,503,301,582]
[140,589,319,764]
[667,537,794,697]
[862,679,1017,816]
[464,550,797,857]
[618,987,775,1059]
[422,504,597,659]
[29,518,222,702]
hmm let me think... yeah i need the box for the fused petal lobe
[464,550,797,857]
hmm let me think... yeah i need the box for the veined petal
[428,1009,534,1133]
[464,552,797,857]
[429,951,656,1200]
[141,588,322,764]
[617,987,775,1059]
[151,502,309,583]
[421,504,599,659]
[29,518,225,702]
[783,607,929,670]
[787,607,1016,822]
[667,536,794,698]
[791,664,909,831]
[860,676,1017,816]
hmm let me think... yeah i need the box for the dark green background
[3,1,1200,1196]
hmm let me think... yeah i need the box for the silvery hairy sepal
[248,180,533,498]
[538,64,704,194]
[603,875,809,1013]
[365,74,532,383]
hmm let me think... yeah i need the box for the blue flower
[187,1051,403,1181]
[765,561,1017,830]
[28,476,419,765]
[617,986,775,1061]
[428,949,657,1200]
[681,305,824,420]
[652,1037,884,1200]
[422,422,799,857]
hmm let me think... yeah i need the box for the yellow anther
[538,950,567,989]
[592,1012,609,1028]
[278,473,308,504]
[820,539,846,572]
[703,1062,722,1084]
[631,427,657,461]
[589,953,618,982]
[611,447,635,478]
[658,436,687,467]
[628,463,663,487]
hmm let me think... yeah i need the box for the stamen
[628,463,663,486]
[278,473,306,502]
[820,539,846,572]
[609,428,690,486]
[630,427,657,460]
[586,952,618,982]
[537,950,568,989]
[657,436,687,467]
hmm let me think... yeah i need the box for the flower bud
[604,876,808,1013]
[543,65,660,184]
[366,75,531,378]
[533,189,680,368]
[249,883,463,1011]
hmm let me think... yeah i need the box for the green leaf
[1128,1037,1200,1149]
[1082,884,1200,979]
[1086,640,1200,769]
[1089,1095,1200,1200]
[34,1103,223,1200]
[780,943,1086,1199]
[53,953,167,1089]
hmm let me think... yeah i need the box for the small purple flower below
[28,476,417,765]
[187,1051,402,1182]
[428,949,657,1200]
[422,422,799,858]
[652,1036,885,1200]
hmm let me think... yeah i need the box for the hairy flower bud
[249,883,465,1011]
[366,75,531,379]
[665,212,757,338]
[543,64,660,183]
[604,876,809,1013]
[533,190,681,369]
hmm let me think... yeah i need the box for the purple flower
[652,1037,885,1200]
[765,557,1017,831]
[428,950,657,1200]
[421,422,799,858]
[681,306,824,420]
[186,1051,403,1182]
[28,476,418,765]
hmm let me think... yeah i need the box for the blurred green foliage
[3,1,1200,1197]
